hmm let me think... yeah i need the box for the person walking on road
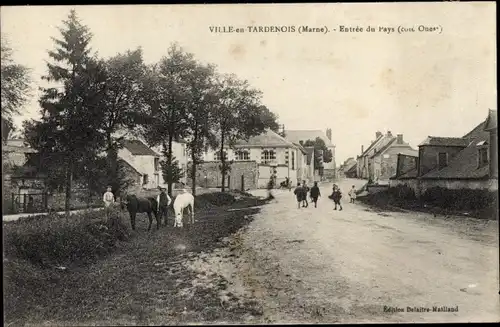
[156,186,172,226]
[310,181,321,208]
[103,186,115,217]
[330,184,343,211]
[293,182,304,209]
[348,185,357,203]
[302,180,309,208]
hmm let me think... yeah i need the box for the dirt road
[193,179,499,323]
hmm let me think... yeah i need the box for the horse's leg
[155,209,161,230]
[130,212,136,230]
[189,203,194,224]
[147,211,153,231]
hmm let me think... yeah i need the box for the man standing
[310,181,321,208]
[156,186,172,226]
[293,182,303,209]
[103,186,115,217]
[302,180,309,208]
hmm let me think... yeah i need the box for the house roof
[360,134,384,156]
[484,109,497,131]
[118,158,142,176]
[292,142,307,154]
[122,140,160,156]
[421,121,491,180]
[393,167,418,179]
[284,130,333,146]
[369,138,397,158]
[418,136,469,147]
[346,163,357,173]
[234,129,296,148]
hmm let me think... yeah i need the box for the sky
[1,3,496,163]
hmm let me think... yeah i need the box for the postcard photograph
[1,2,498,325]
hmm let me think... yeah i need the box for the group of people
[293,181,358,210]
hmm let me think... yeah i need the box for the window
[154,157,160,171]
[261,150,276,163]
[143,174,149,185]
[214,151,227,161]
[235,150,250,160]
[292,151,295,170]
[438,152,448,170]
[478,148,488,167]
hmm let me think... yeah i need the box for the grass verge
[3,192,268,326]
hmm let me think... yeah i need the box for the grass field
[3,192,268,326]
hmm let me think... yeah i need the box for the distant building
[284,128,336,179]
[368,133,417,183]
[196,129,313,189]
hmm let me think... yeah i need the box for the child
[103,186,115,217]
[309,181,321,208]
[293,183,303,209]
[331,185,343,211]
[348,185,357,203]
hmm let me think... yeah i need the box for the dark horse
[120,194,160,231]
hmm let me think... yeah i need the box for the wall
[418,145,465,177]
[489,129,498,179]
[186,161,258,190]
[371,146,418,181]
[396,154,418,177]
[257,164,290,188]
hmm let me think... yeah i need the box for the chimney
[376,131,382,139]
[397,134,403,144]
[361,145,364,154]
[326,128,332,141]
[387,131,393,137]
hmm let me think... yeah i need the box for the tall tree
[183,62,219,196]
[1,35,32,142]
[212,74,278,192]
[100,48,146,195]
[140,44,192,196]
[24,10,107,215]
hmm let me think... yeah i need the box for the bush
[3,208,130,268]
[388,184,417,201]
[196,192,236,207]
[421,187,497,211]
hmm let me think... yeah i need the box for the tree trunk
[65,158,73,216]
[106,135,118,192]
[220,130,226,192]
[191,125,199,197]
[167,135,173,196]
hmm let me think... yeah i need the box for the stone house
[368,134,417,183]
[195,129,312,189]
[390,109,498,194]
[356,131,394,180]
[114,129,189,189]
[283,129,336,179]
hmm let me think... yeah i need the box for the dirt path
[197,179,499,323]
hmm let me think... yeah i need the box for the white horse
[173,190,195,228]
